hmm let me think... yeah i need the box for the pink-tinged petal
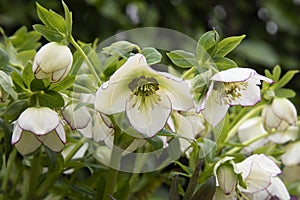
[94,80,132,115]
[63,104,91,130]
[38,130,65,152]
[201,84,229,127]
[15,131,41,155]
[11,123,22,145]
[18,107,59,135]
[281,141,300,166]
[157,73,194,111]
[229,77,261,106]
[211,68,257,82]
[253,74,274,84]
[93,112,114,142]
[125,91,172,137]
[33,66,49,79]
[55,122,66,143]
[266,177,290,200]
[51,63,72,83]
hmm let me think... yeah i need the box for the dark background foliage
[1,0,299,108]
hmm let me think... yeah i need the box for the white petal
[94,80,132,115]
[63,104,91,129]
[281,141,300,166]
[18,107,59,135]
[33,66,49,79]
[262,105,282,132]
[157,73,194,111]
[93,112,114,142]
[125,91,171,137]
[238,117,267,152]
[201,84,229,127]
[268,126,298,144]
[78,120,93,138]
[51,63,71,83]
[229,78,261,106]
[55,122,66,143]
[266,177,290,200]
[272,98,298,126]
[38,130,65,152]
[211,68,256,82]
[11,122,22,144]
[15,130,41,155]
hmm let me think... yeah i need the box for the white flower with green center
[11,107,66,155]
[198,68,273,127]
[94,54,194,137]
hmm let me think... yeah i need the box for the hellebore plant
[0,2,299,200]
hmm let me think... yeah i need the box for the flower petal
[18,107,59,135]
[229,77,261,106]
[281,141,300,166]
[265,177,290,200]
[268,126,298,144]
[211,68,256,82]
[63,104,91,130]
[11,122,22,145]
[94,80,132,115]
[201,83,229,127]
[272,98,298,126]
[125,91,171,137]
[93,112,114,142]
[157,73,194,111]
[38,130,65,152]
[15,131,41,155]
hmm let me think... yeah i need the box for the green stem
[226,132,269,155]
[69,36,102,85]
[224,105,264,143]
[64,137,86,163]
[2,148,17,191]
[182,67,196,79]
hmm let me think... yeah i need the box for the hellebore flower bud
[11,107,66,155]
[262,98,297,132]
[32,42,73,83]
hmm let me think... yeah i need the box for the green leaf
[214,35,246,57]
[103,41,140,58]
[274,70,299,89]
[30,79,46,92]
[191,176,216,200]
[264,69,272,79]
[22,62,34,88]
[62,1,72,37]
[50,75,75,92]
[141,47,162,65]
[167,50,199,68]
[0,71,18,100]
[11,71,26,90]
[35,90,64,108]
[183,162,202,200]
[196,30,219,60]
[33,24,65,43]
[36,3,66,34]
[169,176,180,200]
[214,57,237,70]
[4,100,29,121]
[146,135,164,151]
[0,47,9,68]
[272,65,281,82]
[8,26,41,51]
[275,88,296,98]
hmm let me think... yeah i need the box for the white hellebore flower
[281,141,300,166]
[198,68,273,127]
[236,154,290,200]
[262,97,298,132]
[32,42,73,83]
[94,54,194,137]
[11,107,66,155]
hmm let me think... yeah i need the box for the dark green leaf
[169,176,180,200]
[214,35,246,57]
[0,47,9,68]
[275,70,299,89]
[33,24,65,43]
[50,75,75,91]
[141,47,162,65]
[214,57,238,70]
[275,88,296,98]
[36,90,64,108]
[183,161,202,200]
[191,176,216,200]
[146,135,164,151]
[196,30,219,60]
[4,100,29,121]
[167,50,199,68]
[30,79,46,92]
[11,71,26,90]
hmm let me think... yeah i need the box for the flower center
[215,82,248,105]
[128,76,160,111]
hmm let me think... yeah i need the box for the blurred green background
[0,0,299,108]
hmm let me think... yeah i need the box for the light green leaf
[275,88,296,98]
[22,62,34,88]
[196,30,219,60]
[11,71,26,90]
[167,50,199,68]
[50,75,75,92]
[141,47,162,65]
[214,35,246,57]
[102,41,140,58]
[33,24,65,43]
[275,70,299,89]
[62,1,72,37]
[36,3,66,34]
[8,26,41,51]
[0,47,9,68]
[272,65,281,82]
[214,57,238,70]
[0,71,18,100]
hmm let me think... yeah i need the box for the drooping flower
[198,68,273,127]
[32,42,73,83]
[11,107,66,155]
[281,141,300,166]
[94,54,194,137]
[262,97,298,132]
